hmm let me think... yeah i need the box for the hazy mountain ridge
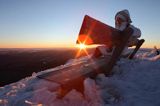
[0,48,94,86]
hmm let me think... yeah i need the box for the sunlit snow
[0,48,160,106]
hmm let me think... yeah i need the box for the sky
[0,0,160,48]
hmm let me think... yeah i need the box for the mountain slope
[0,48,160,106]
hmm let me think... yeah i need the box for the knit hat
[115,9,132,23]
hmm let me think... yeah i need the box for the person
[115,9,141,55]
[92,9,141,58]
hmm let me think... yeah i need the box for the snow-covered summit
[0,48,160,106]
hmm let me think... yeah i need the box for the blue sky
[0,0,160,48]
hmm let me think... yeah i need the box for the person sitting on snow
[92,9,142,58]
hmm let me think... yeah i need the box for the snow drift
[0,48,160,106]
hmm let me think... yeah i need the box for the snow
[0,48,160,106]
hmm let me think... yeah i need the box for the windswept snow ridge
[0,48,160,106]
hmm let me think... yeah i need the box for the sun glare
[75,43,89,58]
[78,43,86,49]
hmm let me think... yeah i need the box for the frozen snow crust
[0,48,160,106]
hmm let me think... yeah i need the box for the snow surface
[0,48,160,106]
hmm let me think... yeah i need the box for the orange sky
[0,41,158,49]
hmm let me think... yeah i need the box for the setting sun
[77,43,87,50]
